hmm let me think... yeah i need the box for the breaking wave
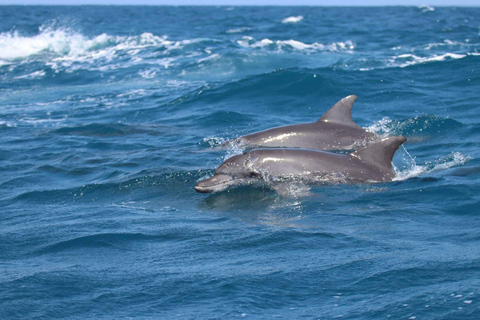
[0,24,213,74]
[0,25,195,62]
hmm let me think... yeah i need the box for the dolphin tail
[349,136,407,171]
[318,95,360,128]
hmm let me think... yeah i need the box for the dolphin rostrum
[224,95,378,151]
[195,136,407,193]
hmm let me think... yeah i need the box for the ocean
[0,5,479,319]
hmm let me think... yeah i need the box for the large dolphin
[224,95,378,151]
[196,136,406,193]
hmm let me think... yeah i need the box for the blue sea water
[0,5,479,319]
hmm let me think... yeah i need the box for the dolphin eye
[249,171,261,178]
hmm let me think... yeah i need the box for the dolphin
[223,95,378,151]
[195,136,406,193]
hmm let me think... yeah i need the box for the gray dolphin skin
[224,95,378,151]
[195,136,406,193]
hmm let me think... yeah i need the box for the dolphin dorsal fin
[318,95,358,127]
[349,136,407,170]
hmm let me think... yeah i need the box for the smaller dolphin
[195,136,406,193]
[224,95,378,151]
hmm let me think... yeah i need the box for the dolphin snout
[195,174,235,193]
[194,181,213,193]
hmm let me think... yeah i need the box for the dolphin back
[349,136,407,171]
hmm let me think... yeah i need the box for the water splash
[202,136,226,149]
[223,140,245,161]
[368,115,463,138]
[394,150,471,181]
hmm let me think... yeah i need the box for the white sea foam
[0,120,16,128]
[237,37,273,48]
[237,36,354,53]
[390,53,467,68]
[20,117,67,126]
[359,37,480,71]
[282,16,303,24]
[226,27,251,34]
[278,39,314,51]
[139,68,157,79]
[424,39,464,50]
[360,52,473,71]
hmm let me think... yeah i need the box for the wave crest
[0,27,111,61]
[0,25,201,72]
[237,36,354,53]
[389,53,468,68]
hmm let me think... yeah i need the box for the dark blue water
[1,5,479,319]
